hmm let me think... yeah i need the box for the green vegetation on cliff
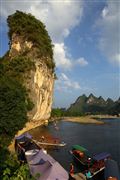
[7,10,55,70]
[0,55,35,136]
[0,73,34,179]
[0,75,27,136]
[3,56,35,81]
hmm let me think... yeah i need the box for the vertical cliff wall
[28,60,54,121]
[7,11,55,123]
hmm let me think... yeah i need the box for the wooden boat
[33,139,66,147]
[15,133,41,162]
[70,145,112,179]
[15,133,66,162]
[90,152,111,175]
[15,133,69,180]
[70,145,93,166]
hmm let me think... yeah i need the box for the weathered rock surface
[9,33,55,122]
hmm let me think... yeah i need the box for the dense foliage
[0,76,27,136]
[3,56,35,80]
[0,56,35,136]
[0,55,35,178]
[7,10,55,70]
[0,143,34,180]
[51,108,66,117]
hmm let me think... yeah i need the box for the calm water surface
[30,118,120,173]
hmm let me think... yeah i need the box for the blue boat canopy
[25,149,69,180]
[15,133,32,143]
[93,152,111,161]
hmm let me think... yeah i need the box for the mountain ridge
[67,94,120,116]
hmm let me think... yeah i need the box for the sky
[0,0,120,108]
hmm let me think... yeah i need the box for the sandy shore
[62,116,104,124]
[62,115,119,124]
[91,114,119,119]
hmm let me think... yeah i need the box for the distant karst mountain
[67,94,120,116]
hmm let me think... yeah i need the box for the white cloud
[54,43,88,70]
[98,1,120,65]
[76,57,88,66]
[1,0,83,42]
[54,43,72,70]
[55,73,81,92]
[1,0,84,70]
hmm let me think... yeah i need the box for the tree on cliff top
[7,10,55,70]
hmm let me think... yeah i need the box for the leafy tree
[51,108,65,117]
[0,76,28,136]
[2,56,35,81]
[0,142,34,180]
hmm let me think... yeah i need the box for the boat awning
[72,145,88,152]
[26,149,69,180]
[93,152,111,161]
[15,133,32,143]
[26,149,55,164]
[104,159,120,180]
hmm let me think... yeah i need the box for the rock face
[29,61,54,121]
[9,34,55,122]
[9,33,33,57]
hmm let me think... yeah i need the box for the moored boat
[88,152,111,179]
[70,145,112,179]
[15,133,41,162]
[15,133,69,180]
[70,145,93,167]
[33,139,66,147]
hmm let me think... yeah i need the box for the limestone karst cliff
[4,11,55,123]
[9,35,54,122]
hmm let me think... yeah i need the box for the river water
[29,118,120,175]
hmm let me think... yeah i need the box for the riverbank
[9,115,118,152]
[91,114,119,119]
[62,116,105,124]
[62,115,120,124]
